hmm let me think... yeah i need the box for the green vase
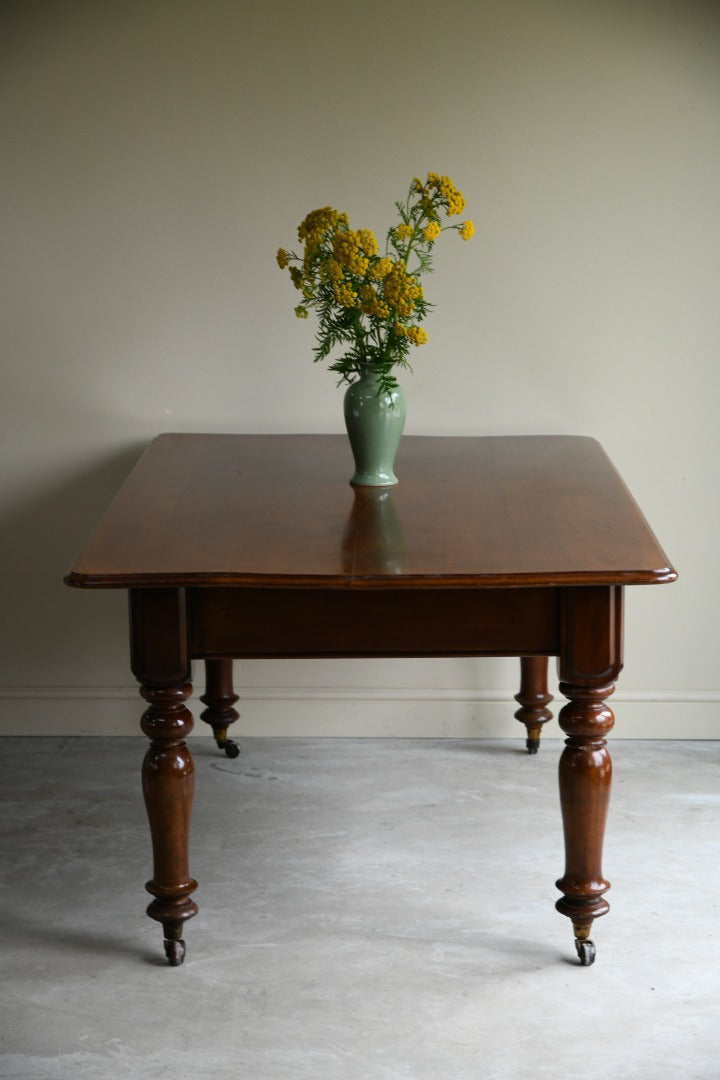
[343,370,406,487]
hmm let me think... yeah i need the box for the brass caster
[217,738,240,759]
[575,938,596,966]
[164,937,186,966]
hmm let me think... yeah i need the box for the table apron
[187,586,561,659]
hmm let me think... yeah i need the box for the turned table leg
[140,683,198,965]
[200,658,240,758]
[556,586,623,965]
[515,656,553,753]
[555,680,614,965]
[130,588,198,965]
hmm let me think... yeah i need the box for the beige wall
[2,0,718,737]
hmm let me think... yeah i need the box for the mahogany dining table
[65,434,676,967]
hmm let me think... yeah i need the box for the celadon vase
[343,369,406,487]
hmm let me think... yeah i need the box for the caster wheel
[575,938,596,966]
[164,938,186,966]
[217,738,240,759]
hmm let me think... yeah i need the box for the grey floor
[1,737,718,1080]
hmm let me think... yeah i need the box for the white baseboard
[0,686,717,738]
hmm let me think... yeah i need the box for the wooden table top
[65,434,676,590]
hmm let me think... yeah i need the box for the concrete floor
[0,737,718,1080]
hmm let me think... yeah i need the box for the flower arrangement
[276,172,473,397]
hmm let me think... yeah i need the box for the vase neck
[357,367,384,386]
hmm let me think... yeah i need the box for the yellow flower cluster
[369,257,393,280]
[332,229,373,277]
[357,229,379,256]
[426,172,466,216]
[326,258,344,282]
[382,262,423,318]
[359,284,390,319]
[298,207,346,249]
[395,324,428,346]
[277,171,473,379]
[333,282,358,308]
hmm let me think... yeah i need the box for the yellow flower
[326,258,344,282]
[439,176,465,216]
[289,266,304,290]
[448,194,466,215]
[359,284,390,319]
[459,220,474,241]
[395,223,413,241]
[294,305,308,319]
[333,282,358,308]
[406,326,428,346]
[276,248,289,269]
[394,322,428,345]
[333,230,370,277]
[427,174,466,216]
[423,221,441,242]
[382,262,423,317]
[298,207,340,246]
[369,257,393,280]
[357,229,379,256]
